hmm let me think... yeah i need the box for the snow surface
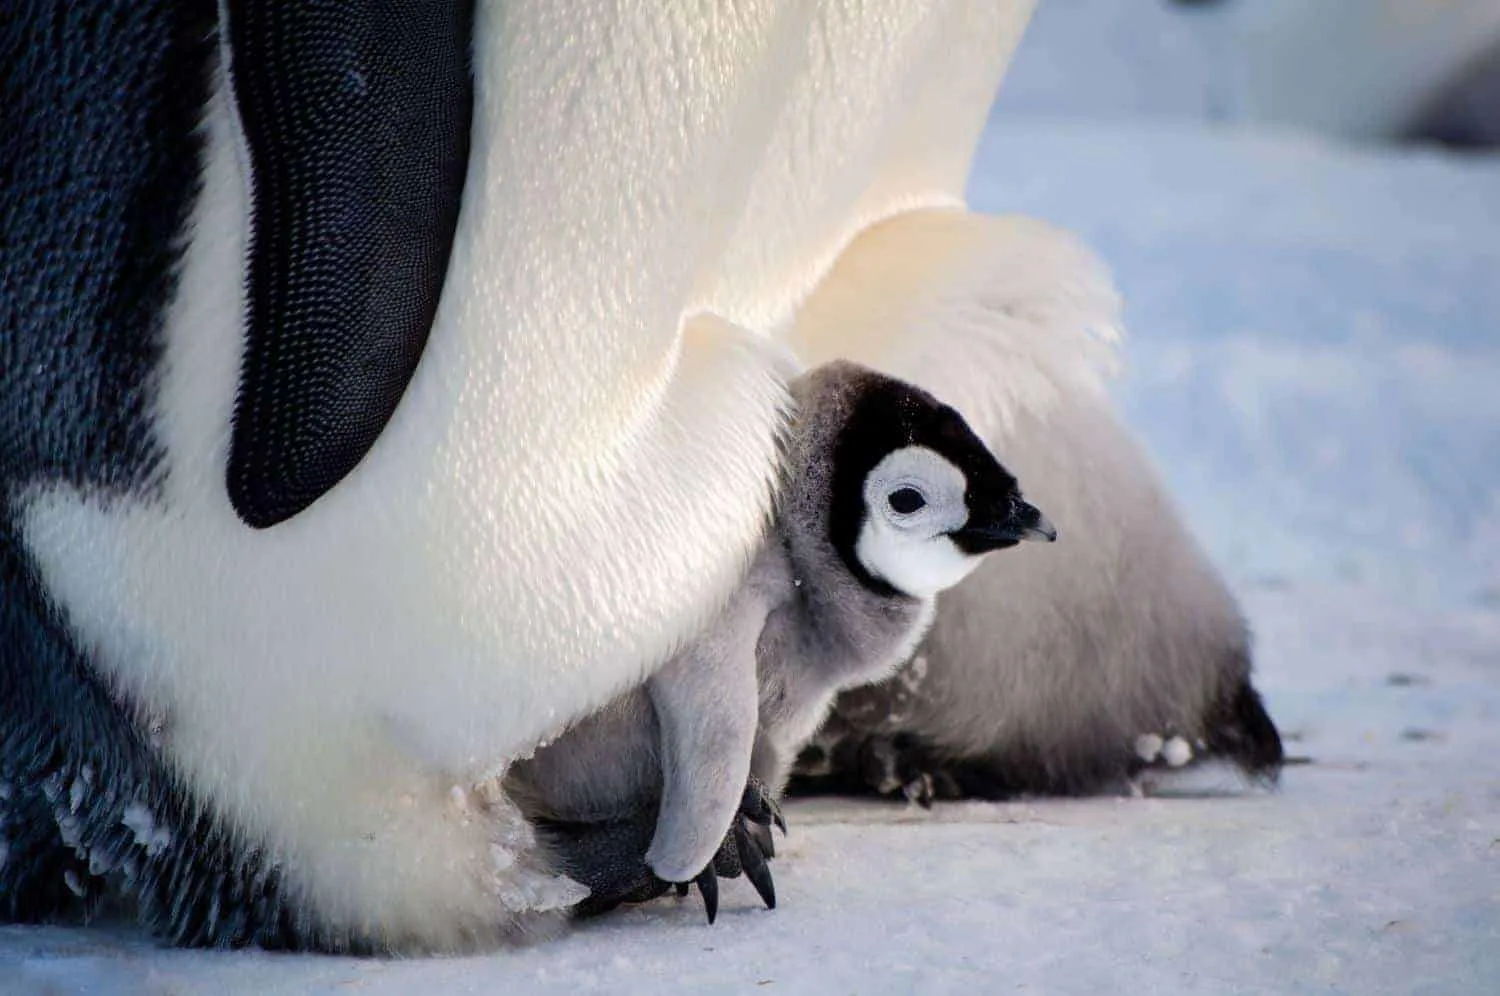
[4,123,1498,994]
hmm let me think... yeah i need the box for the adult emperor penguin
[2,0,1043,953]
[780,210,1285,802]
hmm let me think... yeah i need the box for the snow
[120,803,172,858]
[994,0,1500,141]
[970,119,1500,611]
[1161,735,1193,769]
[4,121,1499,995]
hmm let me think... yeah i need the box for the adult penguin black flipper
[224,0,474,528]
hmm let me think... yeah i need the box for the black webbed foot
[732,813,776,910]
[739,775,788,835]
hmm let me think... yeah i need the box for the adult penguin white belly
[1,0,1039,952]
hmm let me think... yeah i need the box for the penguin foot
[711,777,784,912]
[785,733,1025,803]
[672,776,785,923]
[852,733,957,808]
[536,815,673,919]
[540,777,786,923]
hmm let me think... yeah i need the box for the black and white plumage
[780,209,1285,805]
[1,0,799,952]
[0,0,542,951]
[508,361,1054,919]
[0,0,298,944]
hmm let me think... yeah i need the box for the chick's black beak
[951,497,1057,554]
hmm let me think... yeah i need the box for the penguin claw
[694,865,719,924]
[740,776,788,836]
[730,776,782,909]
[733,818,776,909]
[544,777,788,923]
[690,776,784,920]
[747,819,775,859]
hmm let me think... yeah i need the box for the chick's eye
[888,487,926,514]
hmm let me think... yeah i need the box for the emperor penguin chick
[791,390,1285,805]
[506,360,1054,920]
[775,208,1284,808]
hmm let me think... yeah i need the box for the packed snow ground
[4,123,1497,995]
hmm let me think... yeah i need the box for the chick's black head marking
[789,362,1053,601]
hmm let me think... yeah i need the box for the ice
[86,850,116,878]
[455,775,588,914]
[992,0,1500,142]
[447,784,471,816]
[1134,733,1164,762]
[120,802,172,857]
[1161,736,1193,768]
[54,815,81,852]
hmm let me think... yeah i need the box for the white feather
[785,208,1124,428]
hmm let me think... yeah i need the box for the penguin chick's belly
[506,692,663,824]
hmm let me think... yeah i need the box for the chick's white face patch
[854,445,983,597]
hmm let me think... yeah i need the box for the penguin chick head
[792,361,1055,600]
